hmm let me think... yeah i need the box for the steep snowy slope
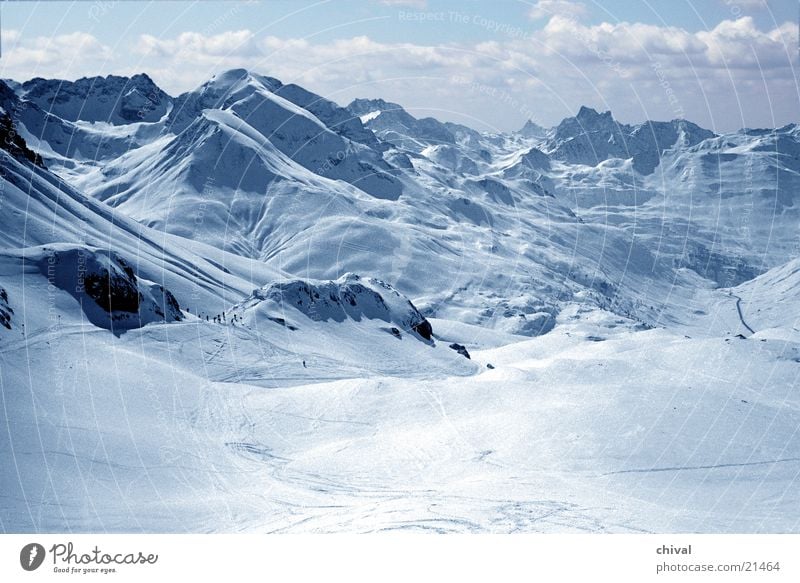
[734,257,800,339]
[273,83,387,152]
[68,106,411,262]
[0,119,288,316]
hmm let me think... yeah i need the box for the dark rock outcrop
[448,342,471,359]
[34,245,183,331]
[0,287,13,329]
[0,112,45,168]
[413,319,433,340]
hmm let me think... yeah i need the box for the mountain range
[1,69,798,533]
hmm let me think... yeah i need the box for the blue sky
[4,1,797,45]
[1,1,798,131]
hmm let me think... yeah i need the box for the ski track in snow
[605,457,800,476]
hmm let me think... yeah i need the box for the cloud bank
[1,12,796,132]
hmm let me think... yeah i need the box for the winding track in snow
[604,457,800,475]
[733,293,756,335]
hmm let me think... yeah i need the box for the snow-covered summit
[517,119,547,139]
[166,68,281,133]
[162,69,403,200]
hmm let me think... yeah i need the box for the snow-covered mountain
[347,97,459,150]
[1,69,799,534]
[20,73,171,125]
[166,69,402,198]
[544,105,715,174]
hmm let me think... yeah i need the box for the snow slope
[733,257,800,342]
[3,299,797,533]
[0,148,282,314]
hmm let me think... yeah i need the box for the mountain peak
[129,72,159,87]
[518,119,547,138]
[576,105,612,122]
[216,67,250,80]
[347,97,403,116]
[205,68,282,92]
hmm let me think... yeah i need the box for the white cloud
[528,1,588,21]
[539,16,707,62]
[0,31,113,79]
[135,30,258,59]
[2,29,21,46]
[698,17,798,69]
[1,16,796,132]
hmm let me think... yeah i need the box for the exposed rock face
[0,287,13,330]
[82,255,141,313]
[33,245,183,331]
[0,112,45,168]
[448,343,471,359]
[413,320,433,341]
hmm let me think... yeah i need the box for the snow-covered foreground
[3,294,798,533]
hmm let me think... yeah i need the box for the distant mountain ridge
[21,73,171,124]
[544,105,716,174]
